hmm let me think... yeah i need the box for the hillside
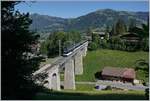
[30,9,148,38]
[68,9,148,31]
[30,13,68,33]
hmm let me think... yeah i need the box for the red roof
[123,68,135,79]
[102,67,135,79]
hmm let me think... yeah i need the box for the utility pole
[73,41,75,49]
[59,40,61,56]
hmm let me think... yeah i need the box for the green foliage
[100,35,144,52]
[88,42,98,51]
[92,33,99,44]
[115,18,127,35]
[104,25,110,40]
[2,1,42,99]
[47,31,66,57]
[34,90,146,100]
[145,88,149,100]
[131,22,149,51]
[100,39,108,48]
[111,24,116,36]
[30,9,148,38]
[128,18,136,32]
[67,30,82,43]
[86,27,93,36]
[135,59,149,83]
[76,49,148,82]
[104,86,112,90]
[88,32,100,51]
[40,31,82,57]
[40,41,48,55]
[76,84,95,91]
[142,38,149,51]
[132,23,149,39]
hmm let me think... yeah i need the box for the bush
[104,86,112,90]
[101,39,108,48]
[145,88,149,100]
[100,36,142,52]
[94,71,102,80]
[91,34,148,52]
[88,42,98,51]
[142,38,149,51]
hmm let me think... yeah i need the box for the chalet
[101,67,136,83]
[120,33,140,43]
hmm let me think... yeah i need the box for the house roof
[93,32,105,35]
[123,68,136,79]
[101,67,135,79]
[120,33,140,39]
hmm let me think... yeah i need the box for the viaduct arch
[33,41,88,90]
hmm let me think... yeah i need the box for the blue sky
[15,1,149,18]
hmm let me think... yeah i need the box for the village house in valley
[101,67,136,83]
[120,33,140,43]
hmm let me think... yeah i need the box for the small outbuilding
[101,67,136,83]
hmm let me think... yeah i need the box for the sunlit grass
[76,49,149,82]
[34,90,146,100]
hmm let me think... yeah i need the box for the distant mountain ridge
[30,9,148,37]
[30,13,68,33]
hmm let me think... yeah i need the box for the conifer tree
[2,1,41,99]
[115,18,126,35]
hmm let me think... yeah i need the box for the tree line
[40,31,82,57]
[88,17,149,52]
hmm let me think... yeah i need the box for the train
[62,40,87,57]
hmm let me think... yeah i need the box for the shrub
[101,39,108,48]
[98,35,148,52]
[142,38,149,51]
[145,88,149,100]
[94,71,102,80]
[88,42,98,51]
[104,86,112,90]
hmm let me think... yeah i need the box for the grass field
[34,49,148,100]
[76,84,95,91]
[76,49,149,82]
[34,90,146,100]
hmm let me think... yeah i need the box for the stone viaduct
[33,41,88,91]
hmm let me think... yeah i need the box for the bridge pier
[64,59,75,90]
[34,41,89,91]
[83,44,88,57]
[45,65,60,90]
[82,47,86,57]
[74,51,83,75]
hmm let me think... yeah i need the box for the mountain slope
[30,13,68,33]
[30,9,148,36]
[67,9,148,31]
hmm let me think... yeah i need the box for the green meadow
[35,49,148,100]
[76,49,149,82]
[34,90,146,100]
